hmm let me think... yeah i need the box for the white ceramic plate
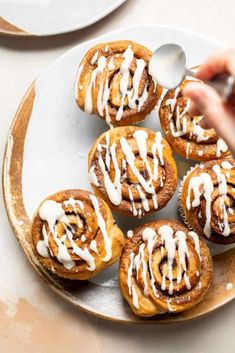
[4,25,235,323]
[0,0,127,36]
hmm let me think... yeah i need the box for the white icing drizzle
[75,63,84,100]
[164,87,216,145]
[90,50,99,65]
[105,104,112,127]
[85,56,106,114]
[63,197,84,228]
[131,285,139,308]
[38,200,97,270]
[137,185,150,212]
[226,282,233,291]
[39,200,65,232]
[38,200,76,270]
[216,138,228,157]
[89,165,100,186]
[155,88,168,117]
[116,45,134,121]
[212,164,230,236]
[128,187,138,216]
[154,132,164,165]
[90,194,112,262]
[186,173,214,237]
[152,194,158,209]
[63,197,85,210]
[188,231,201,260]
[65,228,95,270]
[192,119,209,142]
[184,272,191,290]
[120,131,164,196]
[127,230,134,238]
[90,240,98,254]
[142,227,159,297]
[36,237,49,258]
[97,80,105,116]
[128,59,146,109]
[165,87,180,114]
[134,243,148,295]
[127,252,135,295]
[167,299,176,312]
[108,57,115,70]
[90,130,164,215]
[170,100,190,137]
[151,137,159,181]
[222,161,233,170]
[98,145,122,206]
[36,195,111,271]
[138,85,148,111]
[121,137,154,194]
[198,150,204,157]
[127,225,201,308]
[98,75,111,122]
[82,44,152,125]
[133,130,152,177]
[186,142,191,160]
[158,226,191,294]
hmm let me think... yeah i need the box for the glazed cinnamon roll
[159,79,230,161]
[119,219,212,317]
[31,189,125,280]
[179,159,235,244]
[88,126,178,217]
[75,40,161,127]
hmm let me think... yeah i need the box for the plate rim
[3,24,235,324]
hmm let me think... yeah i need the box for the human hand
[183,48,235,156]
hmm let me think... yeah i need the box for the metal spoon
[149,43,234,100]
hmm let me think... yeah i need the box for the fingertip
[199,117,212,129]
[183,82,205,101]
[188,102,202,117]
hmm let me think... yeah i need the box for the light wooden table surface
[0,0,235,352]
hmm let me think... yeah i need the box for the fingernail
[199,117,211,129]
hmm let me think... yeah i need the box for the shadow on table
[92,299,235,352]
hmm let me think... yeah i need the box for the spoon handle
[207,74,234,101]
[185,69,234,101]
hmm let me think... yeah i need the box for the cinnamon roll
[119,219,212,317]
[159,79,230,161]
[179,159,235,244]
[75,40,161,127]
[31,189,125,280]
[88,126,178,217]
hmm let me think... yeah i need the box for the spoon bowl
[149,43,234,100]
[149,43,187,89]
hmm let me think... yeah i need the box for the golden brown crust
[159,80,231,161]
[75,40,162,126]
[31,189,125,280]
[179,159,235,244]
[119,219,213,317]
[88,126,178,217]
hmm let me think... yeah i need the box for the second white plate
[0,0,127,36]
